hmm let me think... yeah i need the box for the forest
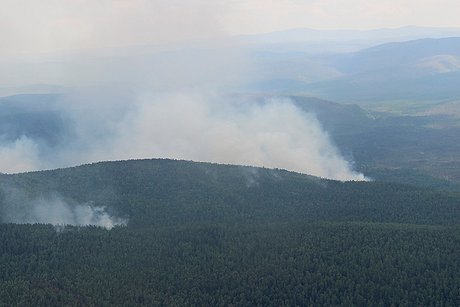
[1,159,460,306]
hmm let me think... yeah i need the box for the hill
[246,37,460,109]
[1,159,460,305]
[304,37,460,105]
[287,96,460,189]
[0,94,68,146]
[241,26,460,54]
[330,37,460,74]
[2,159,460,226]
[2,93,460,190]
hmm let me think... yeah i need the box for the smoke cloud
[96,94,366,181]
[0,185,127,229]
[0,46,367,180]
[0,91,366,180]
[0,136,42,174]
[0,2,367,181]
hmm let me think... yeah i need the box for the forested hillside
[3,159,460,226]
[290,95,460,189]
[1,159,460,305]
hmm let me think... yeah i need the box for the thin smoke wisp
[0,185,127,229]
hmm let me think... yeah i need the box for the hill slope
[331,37,460,74]
[2,159,460,227]
[2,93,460,190]
[2,160,460,306]
[305,37,460,104]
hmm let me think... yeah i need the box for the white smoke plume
[0,88,366,181]
[0,136,42,174]
[0,186,127,229]
[91,94,366,181]
[0,1,367,181]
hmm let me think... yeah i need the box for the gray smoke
[0,2,367,181]
[0,90,367,181]
[0,91,366,180]
[95,94,366,181]
[0,186,127,229]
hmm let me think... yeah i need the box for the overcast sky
[1,0,460,55]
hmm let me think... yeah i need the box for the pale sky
[1,0,460,55]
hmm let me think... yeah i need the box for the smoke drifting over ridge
[0,48,367,180]
[0,2,367,181]
[99,94,366,181]
[0,91,366,181]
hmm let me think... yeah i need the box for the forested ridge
[1,159,460,306]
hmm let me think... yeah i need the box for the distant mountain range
[4,26,460,100]
[243,26,460,43]
[304,37,460,104]
[328,37,460,74]
[248,36,460,107]
[241,26,460,53]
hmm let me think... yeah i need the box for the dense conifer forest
[1,159,460,306]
